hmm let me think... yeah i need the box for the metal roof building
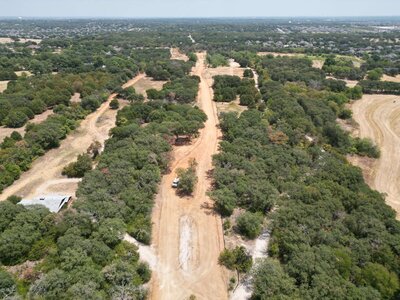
[19,195,72,213]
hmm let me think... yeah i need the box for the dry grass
[216,99,247,115]
[0,80,9,93]
[15,71,33,77]
[170,47,189,61]
[0,37,13,44]
[382,74,400,83]
[132,76,166,98]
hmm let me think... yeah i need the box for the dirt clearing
[130,75,166,99]
[170,48,189,61]
[0,74,144,201]
[350,94,400,218]
[0,80,9,92]
[150,52,227,300]
[382,74,400,83]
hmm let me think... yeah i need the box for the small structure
[19,195,72,213]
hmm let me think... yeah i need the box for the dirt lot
[150,52,228,300]
[0,109,54,143]
[131,75,166,99]
[0,74,143,201]
[15,71,33,77]
[382,74,400,83]
[0,80,9,92]
[350,94,400,218]
[170,47,189,61]
[0,38,41,44]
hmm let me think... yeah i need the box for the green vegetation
[62,153,93,178]
[211,54,398,299]
[176,159,198,195]
[207,53,228,67]
[213,75,260,106]
[323,55,365,80]
[147,76,200,103]
[359,80,400,95]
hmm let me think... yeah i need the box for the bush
[4,110,28,128]
[218,246,252,273]
[109,99,120,110]
[62,153,92,178]
[236,211,263,239]
[176,159,198,195]
[353,138,380,158]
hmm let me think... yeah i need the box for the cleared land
[0,37,41,44]
[151,52,227,300]
[131,75,166,99]
[0,109,54,143]
[170,47,189,61]
[0,80,9,93]
[382,74,400,83]
[350,94,400,218]
[0,74,144,201]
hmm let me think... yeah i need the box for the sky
[0,0,399,18]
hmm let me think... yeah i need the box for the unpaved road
[351,94,400,218]
[0,74,144,201]
[150,52,227,300]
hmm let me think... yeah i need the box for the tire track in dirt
[150,52,228,300]
[351,94,400,218]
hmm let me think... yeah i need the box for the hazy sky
[0,0,399,18]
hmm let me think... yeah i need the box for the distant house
[19,195,72,213]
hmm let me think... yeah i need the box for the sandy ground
[150,52,228,300]
[131,75,166,99]
[0,80,9,92]
[350,94,400,218]
[15,71,33,77]
[124,233,157,271]
[170,48,189,61]
[0,109,54,143]
[207,59,245,78]
[70,92,81,103]
[0,75,143,201]
[0,38,41,44]
[382,74,400,83]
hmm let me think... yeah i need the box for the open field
[0,75,143,201]
[0,80,9,92]
[382,74,400,83]
[150,52,228,300]
[131,75,166,98]
[350,94,400,218]
[15,71,33,77]
[0,109,54,143]
[207,59,245,78]
[170,47,189,61]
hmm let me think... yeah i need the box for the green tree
[236,212,263,239]
[62,153,92,178]
[109,99,120,110]
[176,159,198,195]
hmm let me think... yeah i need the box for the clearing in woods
[0,74,144,201]
[150,52,227,300]
[350,94,400,218]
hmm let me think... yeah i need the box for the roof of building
[19,195,72,213]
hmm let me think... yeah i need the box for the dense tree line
[0,101,206,298]
[147,76,200,103]
[359,80,400,95]
[211,54,395,299]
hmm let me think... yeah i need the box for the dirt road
[150,52,227,300]
[351,94,400,217]
[0,74,144,201]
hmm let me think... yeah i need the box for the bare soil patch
[131,75,166,99]
[15,71,33,77]
[0,80,9,92]
[382,74,400,83]
[70,92,81,103]
[170,47,189,61]
[350,94,400,218]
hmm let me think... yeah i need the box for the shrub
[176,159,198,195]
[109,99,120,110]
[62,153,92,178]
[236,211,263,239]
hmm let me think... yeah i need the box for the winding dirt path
[0,74,144,201]
[351,94,400,217]
[150,52,227,300]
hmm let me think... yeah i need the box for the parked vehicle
[172,177,180,188]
